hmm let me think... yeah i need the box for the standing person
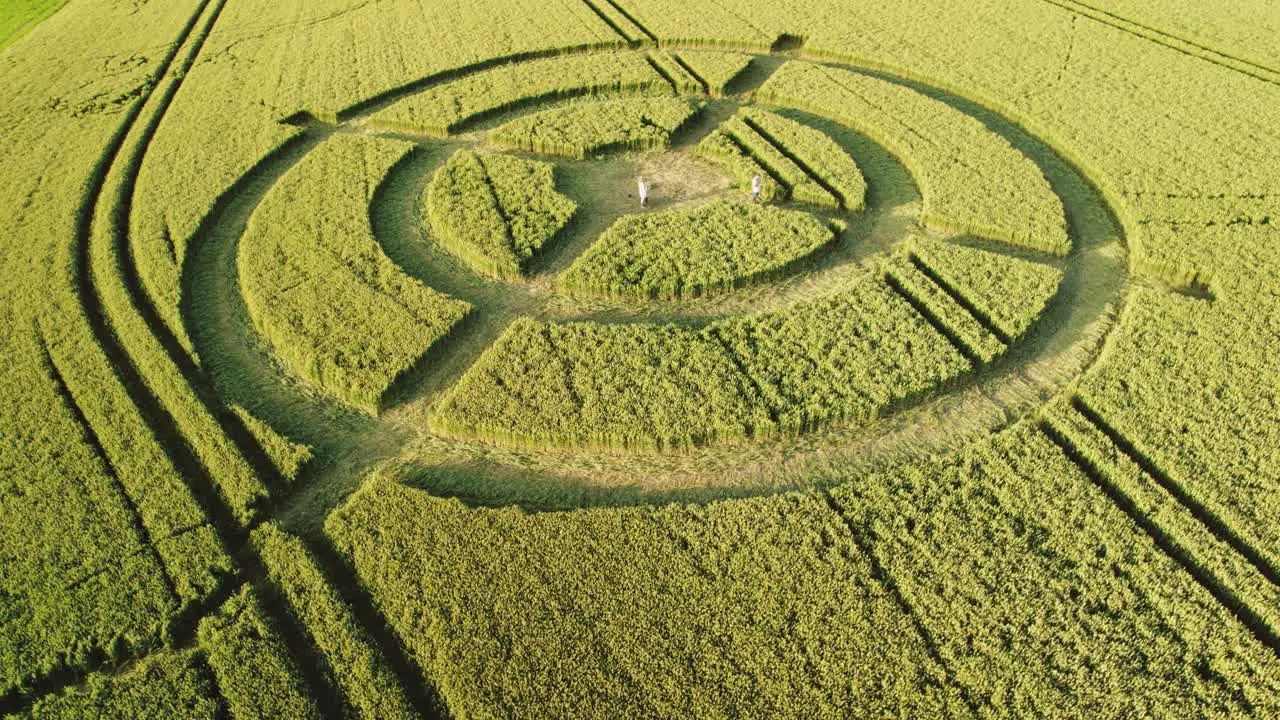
[751,173,763,203]
[637,176,648,209]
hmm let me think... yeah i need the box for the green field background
[0,0,66,52]
[2,0,1279,717]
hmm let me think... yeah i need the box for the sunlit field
[2,1,1278,717]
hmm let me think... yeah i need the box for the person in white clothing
[637,176,648,209]
[751,174,763,202]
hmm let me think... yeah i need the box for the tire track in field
[1040,415,1280,659]
[35,321,181,610]
[579,0,641,45]
[54,0,355,715]
[196,652,232,720]
[600,0,658,44]
[83,0,271,535]
[1037,0,1280,87]
[0,326,188,715]
[820,489,987,716]
[1070,396,1280,588]
[29,3,230,708]
[38,321,251,674]
[110,2,442,714]
[3,0,249,710]
[106,0,293,505]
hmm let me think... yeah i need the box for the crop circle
[195,46,1127,508]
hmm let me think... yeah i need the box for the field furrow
[1042,401,1280,653]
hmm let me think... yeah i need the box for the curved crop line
[68,2,214,508]
[789,41,1217,295]
[129,71,1121,676]
[75,0,255,539]
[372,148,520,413]
[178,127,381,511]
[108,2,292,502]
[125,35,441,720]
[771,63,1069,257]
[353,47,1125,459]
[59,1,362,716]
[61,17,1269,714]
[1,2,281,712]
[9,0,224,705]
[337,43,632,122]
[176,127,441,716]
[333,38,782,123]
